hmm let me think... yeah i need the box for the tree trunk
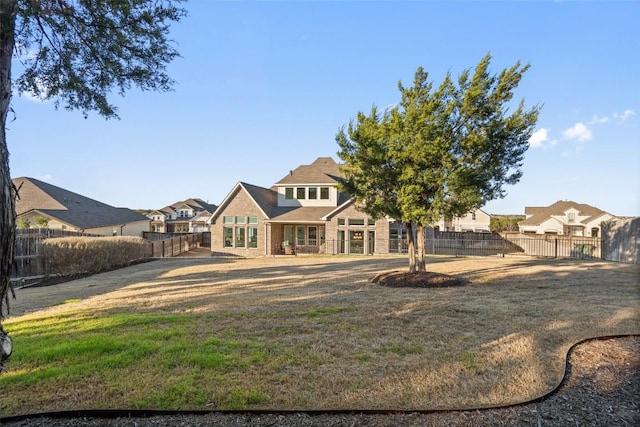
[0,0,18,369]
[415,224,426,272]
[405,222,416,273]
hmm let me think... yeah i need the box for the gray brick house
[209,157,399,256]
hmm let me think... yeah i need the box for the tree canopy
[337,54,540,272]
[0,0,186,370]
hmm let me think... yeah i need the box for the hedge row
[41,236,152,276]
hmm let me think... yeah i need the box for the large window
[296,226,306,245]
[222,216,258,249]
[285,188,294,199]
[284,226,294,245]
[296,187,306,199]
[308,226,317,246]
[320,187,329,200]
[308,187,317,199]
[236,227,246,248]
[224,227,233,247]
[248,227,258,248]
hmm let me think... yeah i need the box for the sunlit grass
[1,256,638,415]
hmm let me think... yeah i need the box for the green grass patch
[1,311,275,409]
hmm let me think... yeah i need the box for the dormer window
[285,188,294,199]
[296,188,306,199]
[568,213,575,223]
[309,187,317,199]
[320,187,329,200]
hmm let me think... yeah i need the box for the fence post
[554,238,558,258]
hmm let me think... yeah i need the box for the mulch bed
[371,270,466,288]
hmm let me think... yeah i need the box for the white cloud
[614,109,636,122]
[588,115,610,125]
[21,91,48,103]
[562,122,592,142]
[529,128,557,148]
[40,174,53,181]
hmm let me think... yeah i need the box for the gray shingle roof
[240,182,278,217]
[14,177,149,230]
[274,157,343,185]
[170,198,217,213]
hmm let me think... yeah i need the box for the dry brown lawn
[5,255,640,412]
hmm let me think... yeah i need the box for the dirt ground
[2,254,639,426]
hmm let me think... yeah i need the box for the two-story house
[434,208,492,232]
[209,157,402,256]
[518,200,615,237]
[148,199,217,233]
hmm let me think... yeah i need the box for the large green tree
[337,54,540,272]
[0,0,186,370]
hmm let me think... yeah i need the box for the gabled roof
[519,200,611,226]
[14,177,149,230]
[169,198,217,213]
[189,211,213,222]
[160,206,177,215]
[210,182,276,223]
[274,157,343,185]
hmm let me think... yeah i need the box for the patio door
[349,230,364,254]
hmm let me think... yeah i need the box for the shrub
[41,236,152,276]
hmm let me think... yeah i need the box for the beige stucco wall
[85,220,150,237]
[454,209,491,232]
[18,212,149,237]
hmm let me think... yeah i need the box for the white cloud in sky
[587,109,635,125]
[614,109,636,122]
[562,122,592,142]
[21,91,48,103]
[18,77,50,103]
[529,128,557,148]
[40,174,53,181]
[588,115,610,125]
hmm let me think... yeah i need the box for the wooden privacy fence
[601,217,639,264]
[13,229,98,280]
[12,231,205,280]
[149,234,200,258]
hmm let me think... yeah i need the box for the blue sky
[8,1,639,216]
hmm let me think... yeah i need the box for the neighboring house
[518,200,615,237]
[434,208,491,232]
[14,177,150,236]
[209,157,402,256]
[147,198,217,233]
